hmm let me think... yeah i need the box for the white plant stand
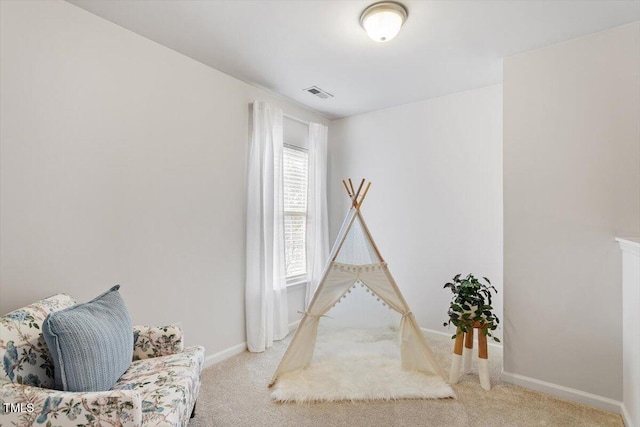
[449,323,491,390]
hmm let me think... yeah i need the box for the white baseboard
[202,321,301,370]
[621,403,634,427]
[203,342,246,369]
[288,319,301,332]
[420,327,503,351]
[501,371,623,415]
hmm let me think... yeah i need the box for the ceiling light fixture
[360,1,408,43]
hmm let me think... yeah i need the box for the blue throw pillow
[42,285,133,392]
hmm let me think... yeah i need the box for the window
[283,145,308,283]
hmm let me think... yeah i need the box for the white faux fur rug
[271,327,455,403]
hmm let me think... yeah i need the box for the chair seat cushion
[42,285,133,392]
[113,345,205,427]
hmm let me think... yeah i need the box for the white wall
[0,0,327,360]
[503,22,640,403]
[328,85,503,339]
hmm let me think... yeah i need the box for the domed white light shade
[360,2,408,43]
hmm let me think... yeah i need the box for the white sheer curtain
[305,123,330,305]
[245,101,288,353]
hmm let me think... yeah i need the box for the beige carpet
[190,331,623,427]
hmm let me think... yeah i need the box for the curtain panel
[305,123,330,305]
[245,101,289,353]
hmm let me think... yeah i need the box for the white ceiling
[68,0,640,120]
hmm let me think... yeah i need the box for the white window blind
[283,145,308,281]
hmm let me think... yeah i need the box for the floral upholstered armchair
[0,294,205,427]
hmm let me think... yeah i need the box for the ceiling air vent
[304,86,334,99]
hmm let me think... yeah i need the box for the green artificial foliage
[443,274,501,342]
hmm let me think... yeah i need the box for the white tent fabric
[334,215,378,265]
[269,203,445,386]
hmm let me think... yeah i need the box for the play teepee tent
[269,179,445,387]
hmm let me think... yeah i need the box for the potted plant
[443,274,500,342]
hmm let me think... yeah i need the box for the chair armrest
[132,325,184,360]
[0,382,142,426]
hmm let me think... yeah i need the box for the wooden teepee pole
[342,180,352,197]
[343,178,373,209]
[357,182,372,208]
[352,179,365,207]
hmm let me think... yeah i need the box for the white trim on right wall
[501,371,623,416]
[622,404,634,427]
